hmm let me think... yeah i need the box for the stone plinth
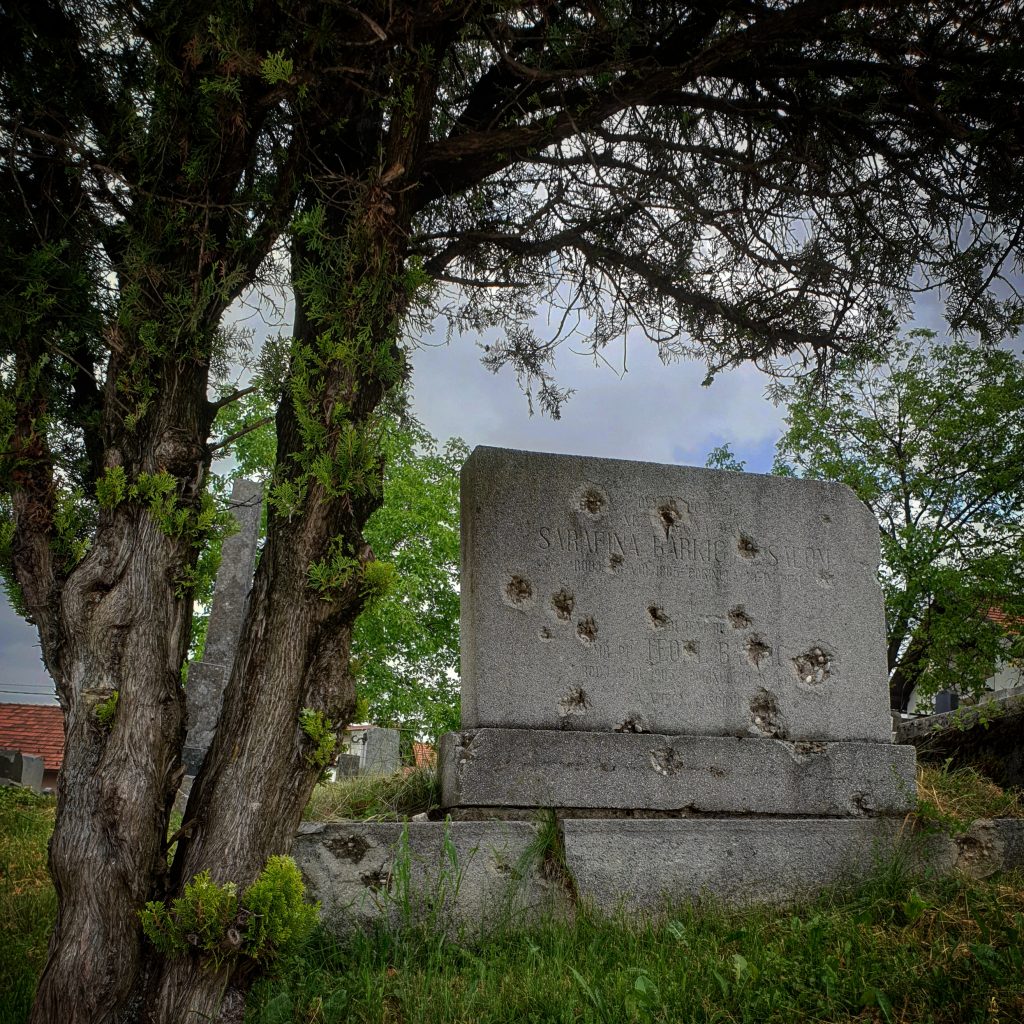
[440,728,916,816]
[293,820,567,932]
[561,818,916,910]
[293,817,1024,932]
[460,447,891,742]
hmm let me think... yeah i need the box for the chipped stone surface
[292,821,568,933]
[460,447,891,741]
[292,817,1023,928]
[440,729,916,816]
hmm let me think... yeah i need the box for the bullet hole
[538,627,553,642]
[607,552,624,571]
[729,605,752,628]
[615,718,645,733]
[504,575,533,606]
[576,616,598,644]
[558,686,590,717]
[327,834,370,863]
[794,646,831,684]
[737,532,759,558]
[647,604,670,628]
[551,588,575,621]
[649,747,684,777]
[360,867,391,892]
[580,487,607,516]
[684,640,700,657]
[850,792,874,816]
[746,634,772,666]
[789,741,826,763]
[749,688,785,738]
[656,500,681,537]
[821,514,832,523]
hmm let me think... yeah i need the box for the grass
[0,787,57,1024]
[917,763,1024,833]
[4,767,1024,1024]
[247,862,1024,1024]
[303,766,440,822]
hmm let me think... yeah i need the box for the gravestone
[442,447,915,830]
[458,447,890,741]
[362,727,401,775]
[0,749,44,793]
[291,448,1024,922]
[182,479,262,777]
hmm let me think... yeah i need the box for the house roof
[412,742,436,768]
[0,703,64,770]
[987,607,1018,629]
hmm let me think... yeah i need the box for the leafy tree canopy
[354,419,464,741]
[773,331,1024,710]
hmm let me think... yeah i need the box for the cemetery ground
[2,768,1023,1024]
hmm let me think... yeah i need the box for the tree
[198,400,465,738]
[353,419,464,741]
[2,2,1024,1020]
[774,331,1024,711]
[704,444,747,473]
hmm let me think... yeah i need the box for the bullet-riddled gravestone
[296,448,921,926]
[442,447,915,822]
[459,446,891,741]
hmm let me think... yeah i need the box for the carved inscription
[536,526,834,578]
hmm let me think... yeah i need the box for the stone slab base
[561,818,907,910]
[293,820,571,934]
[440,729,916,816]
[292,818,1024,934]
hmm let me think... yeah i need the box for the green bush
[140,856,317,972]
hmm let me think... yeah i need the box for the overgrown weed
[248,860,1024,1024]
[917,762,1023,829]
[303,765,439,822]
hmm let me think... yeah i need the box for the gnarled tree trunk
[28,355,211,1024]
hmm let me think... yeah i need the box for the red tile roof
[0,704,64,770]
[987,607,1021,632]
[412,742,436,769]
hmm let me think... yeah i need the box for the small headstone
[19,752,43,793]
[0,748,22,787]
[0,748,44,793]
[362,727,401,775]
[334,753,361,778]
[460,447,891,742]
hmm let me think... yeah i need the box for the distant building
[0,703,64,789]
[908,607,1023,714]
